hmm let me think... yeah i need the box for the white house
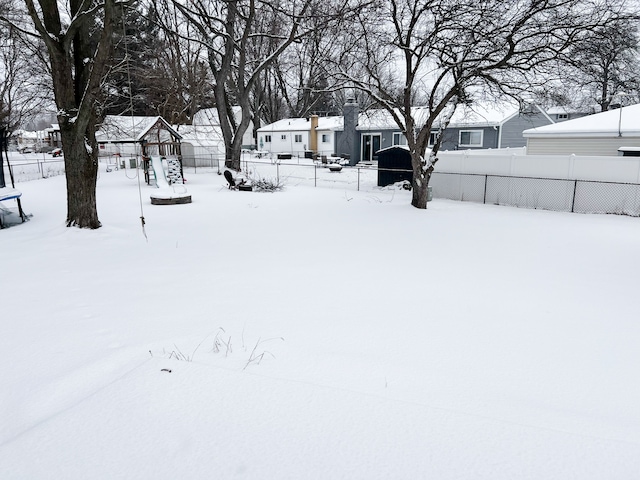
[523,103,640,155]
[256,116,343,157]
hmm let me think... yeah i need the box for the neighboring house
[545,106,592,123]
[258,100,554,165]
[193,107,255,149]
[256,116,342,157]
[343,100,553,163]
[437,102,554,150]
[523,104,640,156]
[96,115,182,158]
[257,117,316,155]
[316,116,343,156]
[13,130,38,152]
[12,124,62,152]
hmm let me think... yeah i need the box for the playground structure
[95,116,191,206]
[148,156,191,205]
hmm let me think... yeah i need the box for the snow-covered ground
[1,161,640,479]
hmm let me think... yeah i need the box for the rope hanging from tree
[120,3,147,241]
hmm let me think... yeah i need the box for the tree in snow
[336,0,626,209]
[104,2,211,125]
[564,15,640,112]
[8,0,130,228]
[170,0,360,171]
[0,1,50,132]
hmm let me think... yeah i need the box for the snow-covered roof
[193,107,243,127]
[355,102,530,130]
[546,106,575,115]
[258,116,343,133]
[523,104,640,138]
[317,116,343,131]
[259,118,314,132]
[449,102,523,127]
[376,144,411,154]
[258,101,545,134]
[175,125,223,148]
[18,131,39,139]
[96,116,182,143]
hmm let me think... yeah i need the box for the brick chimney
[310,115,319,153]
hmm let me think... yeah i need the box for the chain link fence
[432,172,640,217]
[3,158,66,182]
[7,152,639,217]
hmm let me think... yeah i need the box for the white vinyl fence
[432,150,640,216]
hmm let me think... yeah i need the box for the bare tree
[565,15,640,111]
[105,2,211,124]
[3,0,130,228]
[337,0,625,209]
[265,10,345,119]
[0,2,51,131]
[172,0,358,171]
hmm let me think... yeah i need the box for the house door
[362,134,381,162]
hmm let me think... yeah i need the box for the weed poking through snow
[155,328,284,370]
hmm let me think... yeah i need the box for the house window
[294,134,303,143]
[459,130,483,147]
[392,132,407,145]
[264,135,271,143]
[281,134,287,140]
[321,134,330,143]
[557,113,568,120]
[429,132,438,146]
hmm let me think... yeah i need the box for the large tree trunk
[23,0,118,228]
[59,124,100,228]
[410,150,434,209]
[411,170,430,209]
[224,142,243,171]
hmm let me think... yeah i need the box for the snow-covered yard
[1,163,639,478]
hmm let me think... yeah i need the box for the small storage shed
[377,146,413,186]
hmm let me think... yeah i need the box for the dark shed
[377,146,413,186]
[617,147,640,157]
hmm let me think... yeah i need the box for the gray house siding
[439,126,499,150]
[379,130,398,150]
[526,137,640,156]
[500,112,553,148]
[336,128,397,163]
[336,100,360,164]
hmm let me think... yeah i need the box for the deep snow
[1,162,639,478]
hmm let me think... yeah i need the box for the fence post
[277,163,279,184]
[483,175,488,204]
[571,179,578,212]
[357,167,360,191]
[314,164,317,187]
